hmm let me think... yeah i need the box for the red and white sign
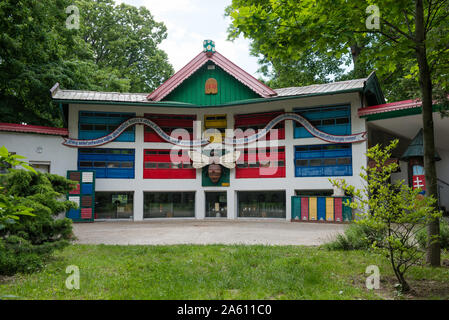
[413,175,426,191]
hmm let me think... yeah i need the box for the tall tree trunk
[350,43,363,77]
[415,0,440,267]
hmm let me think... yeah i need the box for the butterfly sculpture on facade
[187,150,241,183]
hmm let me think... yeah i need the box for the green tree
[0,0,173,127]
[0,146,35,229]
[227,0,449,266]
[76,0,174,93]
[258,51,346,88]
[0,146,77,275]
[331,140,442,292]
[0,0,84,126]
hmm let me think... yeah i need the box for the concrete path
[73,220,347,246]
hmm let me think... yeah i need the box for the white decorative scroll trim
[62,113,367,148]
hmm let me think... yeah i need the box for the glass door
[205,192,227,218]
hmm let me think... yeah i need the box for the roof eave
[54,88,362,108]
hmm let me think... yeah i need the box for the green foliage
[323,223,386,251]
[0,146,36,173]
[258,52,346,89]
[0,146,36,229]
[0,0,173,127]
[0,146,75,275]
[226,0,449,102]
[76,0,174,93]
[0,236,69,275]
[1,170,77,245]
[330,140,442,292]
[416,220,449,251]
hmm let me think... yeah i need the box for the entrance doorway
[205,192,227,218]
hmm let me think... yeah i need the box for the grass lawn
[0,244,448,300]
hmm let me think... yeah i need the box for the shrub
[416,219,449,251]
[329,140,442,293]
[323,223,386,251]
[0,146,77,275]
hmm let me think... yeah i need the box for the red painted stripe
[357,99,423,116]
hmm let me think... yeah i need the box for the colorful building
[1,40,448,222]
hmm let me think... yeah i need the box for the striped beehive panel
[326,197,334,221]
[343,197,352,221]
[66,171,95,222]
[301,197,309,220]
[81,183,93,195]
[69,184,80,194]
[82,172,94,183]
[317,197,326,221]
[68,196,80,207]
[81,196,92,207]
[81,208,92,219]
[309,197,317,220]
[69,171,81,182]
[334,198,343,222]
[290,196,352,222]
[292,197,301,220]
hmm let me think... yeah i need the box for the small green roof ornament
[203,40,216,56]
[400,128,441,161]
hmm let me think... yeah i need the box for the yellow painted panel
[326,197,334,221]
[205,114,227,142]
[309,197,317,220]
[204,114,227,128]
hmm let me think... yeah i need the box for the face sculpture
[207,163,222,183]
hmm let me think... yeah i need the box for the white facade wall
[66,92,368,221]
[0,131,77,176]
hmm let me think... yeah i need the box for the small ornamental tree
[0,146,77,275]
[0,146,36,229]
[331,140,442,292]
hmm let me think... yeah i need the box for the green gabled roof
[400,129,441,161]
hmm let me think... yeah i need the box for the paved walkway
[73,220,347,246]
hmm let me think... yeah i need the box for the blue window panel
[295,167,323,177]
[78,131,135,142]
[88,168,107,178]
[78,167,135,179]
[78,148,135,179]
[294,105,351,139]
[67,209,80,220]
[295,123,352,138]
[294,144,353,177]
[78,111,136,142]
[323,165,352,176]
